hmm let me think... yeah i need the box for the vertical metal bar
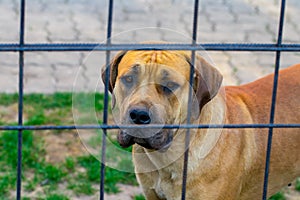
[100,0,114,200]
[181,0,199,199]
[262,0,285,199]
[17,0,26,199]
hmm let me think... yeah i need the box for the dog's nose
[129,109,151,124]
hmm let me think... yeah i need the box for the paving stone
[156,17,187,33]
[114,28,163,43]
[0,0,299,93]
[72,73,88,92]
[47,18,76,42]
[208,52,238,85]
[196,31,215,43]
[255,52,276,70]
[208,11,234,24]
[229,0,257,15]
[246,30,275,43]
[284,7,300,44]
[0,74,18,93]
[280,53,300,69]
[283,23,300,43]
[24,65,55,93]
[0,52,18,67]
[53,65,79,92]
[200,26,246,43]
[287,3,300,23]
[26,11,48,42]
[119,14,159,29]
[244,0,280,19]
[159,29,193,43]
[24,52,48,66]
[82,52,105,76]
[89,78,104,93]
[72,13,106,42]
[49,52,81,66]
[192,17,212,33]
[289,0,300,6]
[25,29,48,43]
[226,52,266,84]
[120,0,150,13]
[0,66,19,93]
[0,4,17,21]
[0,6,18,43]
[74,74,102,92]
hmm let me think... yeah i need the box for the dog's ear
[192,55,223,111]
[101,51,127,93]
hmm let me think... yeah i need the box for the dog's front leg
[136,171,163,200]
[133,145,163,200]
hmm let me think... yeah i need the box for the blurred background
[0,0,299,93]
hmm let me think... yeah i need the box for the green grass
[0,92,136,198]
[39,164,66,183]
[64,157,75,171]
[268,192,285,200]
[77,154,137,193]
[67,181,96,195]
[0,93,18,105]
[44,194,70,200]
[296,178,300,191]
[0,129,65,197]
[0,172,17,198]
[133,194,146,200]
[0,93,73,108]
[1,92,297,199]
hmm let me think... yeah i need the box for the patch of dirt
[0,103,36,124]
[0,104,19,123]
[69,184,143,200]
[41,130,87,164]
[283,181,300,200]
[2,104,298,199]
[104,184,143,200]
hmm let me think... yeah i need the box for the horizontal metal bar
[0,123,299,131]
[1,43,300,52]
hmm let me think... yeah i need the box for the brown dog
[102,48,300,200]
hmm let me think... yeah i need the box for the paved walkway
[0,0,299,93]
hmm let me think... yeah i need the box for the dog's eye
[160,82,179,95]
[121,75,133,84]
[166,82,179,90]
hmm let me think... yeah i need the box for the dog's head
[102,49,222,151]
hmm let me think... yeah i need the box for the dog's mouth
[117,130,173,152]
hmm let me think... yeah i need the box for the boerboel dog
[102,45,300,200]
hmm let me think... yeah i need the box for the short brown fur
[102,46,300,200]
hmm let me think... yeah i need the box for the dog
[102,46,300,200]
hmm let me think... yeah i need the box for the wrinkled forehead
[117,50,191,78]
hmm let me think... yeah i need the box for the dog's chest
[154,171,180,200]
[155,177,166,200]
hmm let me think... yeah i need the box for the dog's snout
[129,109,151,124]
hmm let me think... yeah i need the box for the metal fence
[0,0,300,200]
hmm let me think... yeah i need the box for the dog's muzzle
[117,129,173,152]
[116,106,173,151]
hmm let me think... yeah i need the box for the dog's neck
[141,91,226,173]
[187,92,226,171]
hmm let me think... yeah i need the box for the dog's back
[226,64,300,122]
[224,64,300,199]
